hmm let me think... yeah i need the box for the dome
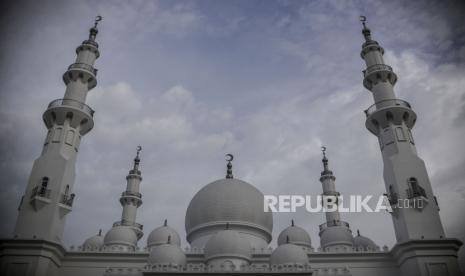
[82,232,104,249]
[319,226,353,249]
[277,222,311,248]
[270,243,308,265]
[147,222,181,248]
[353,231,378,250]
[148,243,186,265]
[104,226,137,247]
[204,230,252,261]
[185,178,273,244]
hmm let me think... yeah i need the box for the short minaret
[113,146,144,240]
[14,17,103,243]
[318,147,353,250]
[359,17,445,242]
[319,147,341,224]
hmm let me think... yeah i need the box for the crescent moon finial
[225,154,234,162]
[136,145,142,158]
[94,15,102,28]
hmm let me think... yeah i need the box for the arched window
[41,177,49,187]
[39,177,49,197]
[407,177,426,198]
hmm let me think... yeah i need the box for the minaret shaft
[360,22,444,242]
[114,147,144,240]
[14,19,101,243]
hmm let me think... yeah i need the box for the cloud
[0,1,464,271]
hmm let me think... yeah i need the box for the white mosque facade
[0,17,462,276]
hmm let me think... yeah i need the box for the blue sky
[1,0,464,267]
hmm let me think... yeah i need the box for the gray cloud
[1,0,464,271]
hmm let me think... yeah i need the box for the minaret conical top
[359,15,372,42]
[321,146,333,176]
[89,15,102,41]
[133,145,142,170]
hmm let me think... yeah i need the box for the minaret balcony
[319,220,350,232]
[362,64,397,90]
[121,191,142,198]
[63,62,98,89]
[406,185,427,199]
[113,220,143,230]
[59,193,75,207]
[43,98,95,135]
[58,193,75,217]
[120,191,142,207]
[29,186,51,211]
[113,220,144,240]
[364,99,417,135]
[47,98,94,117]
[68,62,98,76]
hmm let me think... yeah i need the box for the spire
[164,219,168,227]
[321,146,333,176]
[89,15,102,42]
[291,219,295,227]
[225,154,234,179]
[357,229,361,236]
[98,229,102,236]
[359,15,372,42]
[131,145,142,173]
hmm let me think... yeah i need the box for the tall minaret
[359,16,445,243]
[112,146,144,240]
[14,17,103,243]
[318,147,353,250]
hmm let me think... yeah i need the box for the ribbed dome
[353,232,378,250]
[82,233,104,249]
[148,243,186,265]
[270,243,308,265]
[185,178,273,243]
[277,223,311,248]
[147,224,181,248]
[104,226,137,247]
[204,230,252,261]
[319,226,353,248]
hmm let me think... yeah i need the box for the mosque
[0,16,462,276]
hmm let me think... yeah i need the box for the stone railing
[48,98,95,116]
[319,220,350,231]
[363,63,393,78]
[68,62,98,75]
[30,186,51,199]
[364,99,411,117]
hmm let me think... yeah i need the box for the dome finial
[164,219,168,227]
[98,229,102,236]
[291,219,295,227]
[357,229,361,236]
[225,154,234,179]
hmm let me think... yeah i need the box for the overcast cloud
[1,0,464,270]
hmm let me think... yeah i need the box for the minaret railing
[364,99,411,117]
[47,98,95,116]
[363,64,393,77]
[319,220,350,231]
[67,62,98,75]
